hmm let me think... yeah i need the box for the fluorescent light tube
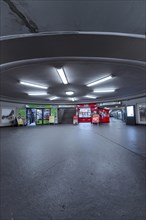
[71,98,75,101]
[20,81,48,89]
[85,95,97,99]
[87,75,112,87]
[28,92,48,96]
[49,97,58,100]
[94,89,115,93]
[57,68,68,84]
[66,91,74,95]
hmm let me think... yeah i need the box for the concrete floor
[0,118,146,220]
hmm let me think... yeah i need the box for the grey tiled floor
[0,118,146,220]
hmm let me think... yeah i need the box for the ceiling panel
[0,0,145,104]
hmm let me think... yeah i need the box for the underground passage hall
[0,0,146,220]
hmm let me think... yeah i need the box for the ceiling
[0,0,146,104]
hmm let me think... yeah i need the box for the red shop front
[76,103,97,123]
[76,103,110,123]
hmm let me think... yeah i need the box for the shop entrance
[26,108,51,126]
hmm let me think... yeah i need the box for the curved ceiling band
[0,33,145,65]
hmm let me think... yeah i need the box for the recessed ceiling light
[87,75,112,87]
[56,68,68,84]
[66,91,74,95]
[85,95,97,99]
[28,92,48,96]
[93,89,115,93]
[49,96,58,100]
[20,81,48,89]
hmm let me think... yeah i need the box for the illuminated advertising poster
[1,108,15,126]
[127,106,134,117]
[98,108,110,123]
[51,108,58,123]
[17,108,26,125]
[49,115,54,124]
[92,114,99,124]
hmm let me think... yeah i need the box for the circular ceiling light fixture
[66,91,74,95]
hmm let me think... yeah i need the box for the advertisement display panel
[127,106,134,117]
[126,105,136,125]
[17,108,26,125]
[51,108,58,123]
[1,108,15,126]
[98,108,110,123]
[92,114,100,124]
[49,115,55,124]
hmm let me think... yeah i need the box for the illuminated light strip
[94,89,115,93]
[28,92,48,96]
[85,95,97,99]
[57,68,68,84]
[49,96,58,100]
[20,81,48,89]
[87,75,112,87]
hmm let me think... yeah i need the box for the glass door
[26,108,37,126]
[36,109,43,125]
[43,109,50,124]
